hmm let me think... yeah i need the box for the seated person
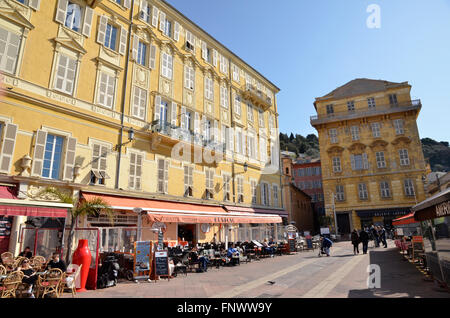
[19,246,33,259]
[263,239,275,257]
[18,259,37,298]
[227,244,239,266]
[190,247,208,272]
[46,252,67,272]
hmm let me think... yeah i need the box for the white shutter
[229,127,234,153]
[194,112,200,142]
[363,153,369,169]
[0,123,18,173]
[164,160,169,193]
[149,44,156,69]
[28,0,40,10]
[63,137,77,181]
[119,26,127,55]
[174,21,180,41]
[97,15,108,45]
[181,106,187,129]
[31,130,47,176]
[213,49,218,67]
[202,41,207,60]
[268,184,272,206]
[214,120,219,143]
[350,154,355,170]
[242,131,246,156]
[171,102,177,126]
[151,6,159,27]
[247,134,251,158]
[55,0,68,24]
[201,115,206,142]
[159,11,166,32]
[123,0,131,9]
[132,35,139,61]
[82,6,94,37]
[154,95,161,122]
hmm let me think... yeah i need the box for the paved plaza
[64,241,450,298]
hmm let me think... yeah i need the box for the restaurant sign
[436,200,450,217]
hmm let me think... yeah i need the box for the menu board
[134,241,152,279]
[289,239,296,252]
[0,217,12,237]
[154,250,169,277]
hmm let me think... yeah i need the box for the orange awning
[82,192,282,224]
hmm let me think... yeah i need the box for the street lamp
[115,127,135,151]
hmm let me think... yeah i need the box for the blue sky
[166,0,450,142]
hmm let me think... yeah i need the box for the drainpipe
[228,61,236,204]
[115,0,135,189]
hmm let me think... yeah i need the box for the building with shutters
[0,0,285,256]
[310,79,428,236]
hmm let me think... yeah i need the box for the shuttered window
[184,66,195,90]
[129,152,142,190]
[234,94,241,116]
[91,144,108,185]
[237,177,244,202]
[220,85,228,108]
[0,27,20,74]
[54,54,77,95]
[97,72,116,108]
[247,103,253,122]
[42,134,64,179]
[137,41,147,66]
[273,184,279,207]
[358,183,368,200]
[261,183,269,206]
[157,158,169,193]
[0,123,18,174]
[184,166,193,196]
[205,169,214,198]
[399,149,410,166]
[139,0,151,23]
[336,185,345,201]
[376,151,386,168]
[132,86,147,120]
[65,2,82,32]
[161,52,173,79]
[332,157,341,173]
[104,23,118,51]
[394,119,404,135]
[258,110,264,128]
[251,180,257,204]
[223,174,231,201]
[204,77,213,100]
[380,181,391,198]
[404,179,415,197]
[232,64,240,82]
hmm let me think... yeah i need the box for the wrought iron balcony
[310,99,421,126]
[242,83,272,110]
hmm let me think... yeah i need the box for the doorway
[336,213,351,235]
[178,224,197,245]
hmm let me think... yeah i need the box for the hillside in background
[279,133,449,172]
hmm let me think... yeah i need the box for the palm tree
[38,187,113,264]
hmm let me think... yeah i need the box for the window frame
[380,181,391,198]
[42,134,64,180]
[376,151,386,168]
[399,149,410,166]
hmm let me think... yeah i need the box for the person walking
[371,225,379,247]
[359,228,369,254]
[380,226,388,248]
[351,229,360,255]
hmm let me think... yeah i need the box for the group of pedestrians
[351,225,388,255]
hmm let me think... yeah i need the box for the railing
[310,99,421,124]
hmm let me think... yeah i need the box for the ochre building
[310,78,428,236]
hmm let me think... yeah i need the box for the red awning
[0,186,70,218]
[225,205,289,217]
[82,192,282,224]
[392,213,417,226]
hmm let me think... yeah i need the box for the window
[54,54,77,95]
[404,179,415,197]
[184,165,193,197]
[139,0,151,23]
[132,86,147,120]
[248,135,256,159]
[104,23,118,51]
[65,2,83,32]
[232,64,240,82]
[234,94,241,116]
[0,27,21,74]
[204,119,212,144]
[251,180,257,204]
[97,72,116,108]
[371,122,380,138]
[399,149,410,166]
[367,97,376,109]
[273,185,279,207]
[394,119,404,135]
[42,134,64,179]
[219,86,228,108]
[163,19,172,37]
[185,30,195,51]
[347,101,355,112]
[336,185,345,201]
[204,77,213,100]
[350,126,359,141]
[237,177,244,203]
[376,151,386,168]
[91,144,109,185]
[358,183,368,200]
[258,110,264,127]
[380,181,391,198]
[247,104,254,122]
[236,130,242,154]
[184,66,195,90]
[223,174,231,201]
[137,41,147,66]
[351,154,365,171]
[329,128,338,143]
[161,52,173,79]
[219,54,228,74]
[129,152,142,190]
[389,94,398,106]
[157,159,168,193]
[332,157,341,173]
[261,183,269,206]
[181,109,193,132]
[205,169,214,199]
[326,104,334,115]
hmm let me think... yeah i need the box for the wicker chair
[1,252,14,271]
[0,265,7,276]
[13,257,27,269]
[35,268,63,298]
[59,264,82,297]
[0,271,23,298]
[30,256,46,272]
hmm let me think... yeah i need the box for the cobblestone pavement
[63,240,450,298]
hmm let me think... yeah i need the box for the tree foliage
[421,138,450,172]
[279,132,320,158]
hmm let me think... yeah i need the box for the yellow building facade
[310,79,428,235]
[0,0,285,256]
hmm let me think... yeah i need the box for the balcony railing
[310,99,421,125]
[242,83,272,109]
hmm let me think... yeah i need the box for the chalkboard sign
[289,239,296,253]
[154,250,169,277]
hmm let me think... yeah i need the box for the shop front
[355,207,412,230]
[413,188,450,288]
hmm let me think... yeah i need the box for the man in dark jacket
[371,225,379,247]
[359,228,370,254]
[351,229,360,255]
[379,227,388,248]
[46,252,67,272]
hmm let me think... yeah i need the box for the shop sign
[435,200,450,217]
